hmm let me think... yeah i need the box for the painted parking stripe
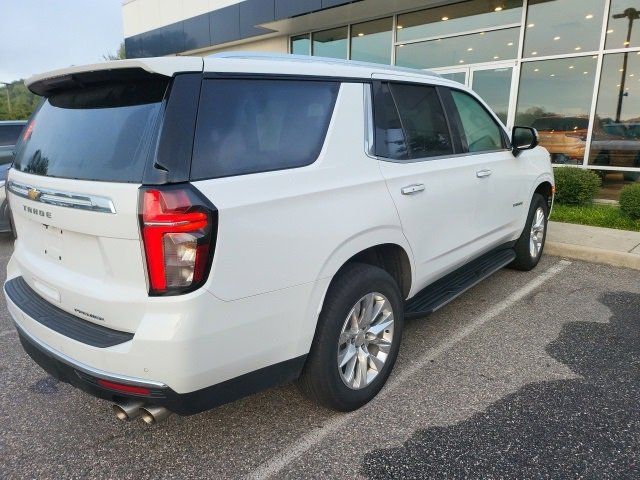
[247,260,572,480]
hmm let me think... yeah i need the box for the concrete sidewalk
[546,221,640,270]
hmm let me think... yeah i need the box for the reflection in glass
[515,56,597,164]
[397,0,523,42]
[471,67,513,124]
[396,28,519,69]
[589,53,640,174]
[524,0,604,57]
[291,34,310,55]
[350,18,392,64]
[313,27,348,59]
[440,71,467,84]
[605,2,640,50]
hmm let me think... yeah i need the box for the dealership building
[123,0,640,198]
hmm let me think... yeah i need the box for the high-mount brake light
[139,186,217,295]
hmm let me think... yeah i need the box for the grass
[550,203,640,232]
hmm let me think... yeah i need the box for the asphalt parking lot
[0,234,638,480]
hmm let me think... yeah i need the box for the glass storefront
[289,0,640,198]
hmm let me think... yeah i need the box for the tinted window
[373,83,408,160]
[191,79,339,180]
[451,90,504,152]
[389,83,453,159]
[0,125,25,147]
[13,80,167,182]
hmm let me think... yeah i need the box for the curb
[545,241,640,271]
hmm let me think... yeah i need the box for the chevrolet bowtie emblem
[27,188,41,201]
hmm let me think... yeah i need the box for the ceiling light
[583,71,588,74]
[357,33,364,36]
[624,41,630,45]
[495,6,503,11]
[442,16,449,21]
[467,47,473,51]
[534,68,539,72]
[550,74,555,77]
[396,25,403,29]
[607,29,614,34]
[617,84,621,87]
[620,68,624,72]
[631,74,635,77]
[493,56,500,59]
[575,46,582,50]
[528,23,535,28]
[531,51,538,55]
[554,36,561,41]
[459,59,465,63]
[585,14,594,19]
[569,65,574,69]
[507,42,514,46]
[399,44,405,47]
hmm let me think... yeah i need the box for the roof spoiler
[26,57,204,96]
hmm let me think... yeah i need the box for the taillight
[139,185,217,296]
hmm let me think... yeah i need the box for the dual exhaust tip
[112,400,171,424]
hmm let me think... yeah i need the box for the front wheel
[509,193,548,271]
[298,263,404,411]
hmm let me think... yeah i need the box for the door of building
[436,62,518,129]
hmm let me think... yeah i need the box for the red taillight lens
[97,379,151,396]
[139,186,217,295]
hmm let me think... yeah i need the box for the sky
[0,0,124,83]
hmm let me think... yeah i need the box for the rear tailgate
[7,63,201,333]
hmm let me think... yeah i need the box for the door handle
[401,184,425,195]
[476,169,492,178]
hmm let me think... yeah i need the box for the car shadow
[361,291,640,479]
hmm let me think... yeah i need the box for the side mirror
[511,126,539,157]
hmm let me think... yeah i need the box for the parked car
[0,120,26,232]
[531,116,589,164]
[4,54,553,424]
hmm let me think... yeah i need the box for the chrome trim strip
[7,180,116,214]
[12,320,167,389]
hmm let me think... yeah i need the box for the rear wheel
[298,263,403,411]
[509,193,548,271]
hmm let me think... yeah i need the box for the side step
[404,247,516,320]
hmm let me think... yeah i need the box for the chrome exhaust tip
[140,406,171,425]
[112,400,144,421]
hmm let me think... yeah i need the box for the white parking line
[247,259,572,480]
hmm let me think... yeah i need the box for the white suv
[4,54,553,423]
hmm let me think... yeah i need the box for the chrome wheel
[529,206,546,259]
[337,292,394,390]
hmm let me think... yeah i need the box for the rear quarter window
[191,79,339,180]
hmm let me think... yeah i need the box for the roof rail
[208,52,441,78]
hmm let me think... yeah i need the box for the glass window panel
[515,56,597,165]
[350,17,392,64]
[397,0,523,42]
[605,1,640,49]
[291,34,310,55]
[389,83,453,159]
[440,71,467,84]
[451,90,504,152]
[523,0,605,57]
[589,52,640,170]
[373,83,408,160]
[471,67,513,124]
[396,28,519,69]
[312,27,348,59]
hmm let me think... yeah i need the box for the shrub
[620,183,640,220]
[554,167,601,205]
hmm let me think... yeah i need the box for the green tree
[0,80,40,121]
[103,42,126,61]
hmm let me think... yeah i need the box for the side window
[450,90,505,153]
[191,79,339,180]
[373,83,408,160]
[389,83,453,159]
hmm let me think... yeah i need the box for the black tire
[509,193,548,271]
[298,263,404,411]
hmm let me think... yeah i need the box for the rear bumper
[15,321,305,415]
[4,270,320,414]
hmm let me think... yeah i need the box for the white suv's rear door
[372,81,482,290]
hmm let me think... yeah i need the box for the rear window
[0,124,25,147]
[191,79,339,180]
[13,79,167,182]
